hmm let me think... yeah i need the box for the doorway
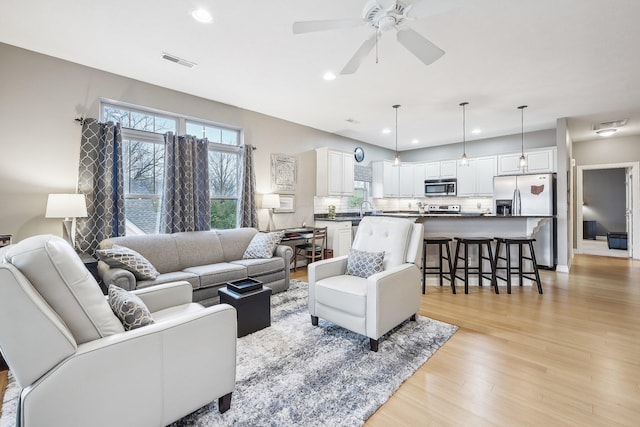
[576,162,640,258]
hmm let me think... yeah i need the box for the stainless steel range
[426,204,461,215]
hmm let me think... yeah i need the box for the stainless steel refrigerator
[493,173,557,269]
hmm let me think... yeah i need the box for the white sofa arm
[365,263,421,340]
[308,255,348,282]
[132,281,193,312]
[22,304,237,427]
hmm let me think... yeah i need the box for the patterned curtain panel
[161,133,211,233]
[75,119,125,255]
[239,144,259,228]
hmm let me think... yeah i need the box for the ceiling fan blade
[376,0,397,10]
[396,27,444,65]
[406,0,469,19]
[340,34,377,75]
[292,19,364,34]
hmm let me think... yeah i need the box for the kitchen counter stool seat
[453,237,498,294]
[493,237,543,294]
[422,237,456,294]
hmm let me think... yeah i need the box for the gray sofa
[98,228,292,306]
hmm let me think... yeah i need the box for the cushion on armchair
[108,285,155,330]
[345,249,385,278]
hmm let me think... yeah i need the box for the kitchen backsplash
[314,196,494,214]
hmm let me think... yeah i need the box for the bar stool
[422,237,456,294]
[453,237,498,294]
[493,237,543,294]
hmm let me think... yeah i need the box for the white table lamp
[45,194,88,247]
[262,194,280,232]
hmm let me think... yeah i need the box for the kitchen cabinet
[399,164,414,197]
[425,160,457,179]
[372,160,399,198]
[413,163,426,196]
[315,220,352,257]
[316,147,354,196]
[497,148,556,175]
[457,156,497,196]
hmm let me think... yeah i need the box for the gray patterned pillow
[108,285,154,331]
[345,248,385,278]
[243,231,285,259]
[96,245,160,280]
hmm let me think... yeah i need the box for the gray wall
[0,42,394,241]
[582,168,626,235]
[400,129,556,162]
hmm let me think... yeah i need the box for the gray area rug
[1,280,457,427]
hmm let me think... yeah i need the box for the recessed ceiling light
[323,71,336,81]
[191,8,213,23]
[411,139,419,144]
[596,128,617,137]
[471,128,482,135]
[382,128,391,134]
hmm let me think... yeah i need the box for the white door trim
[576,162,640,259]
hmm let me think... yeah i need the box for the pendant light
[393,104,401,165]
[518,105,528,169]
[459,102,469,165]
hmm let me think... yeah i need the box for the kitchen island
[372,213,556,269]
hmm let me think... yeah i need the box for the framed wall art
[275,194,295,213]
[271,153,297,193]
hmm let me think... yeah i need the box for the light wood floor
[3,257,639,425]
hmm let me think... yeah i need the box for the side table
[218,285,272,337]
[79,254,106,294]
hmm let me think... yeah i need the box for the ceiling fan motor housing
[364,0,408,31]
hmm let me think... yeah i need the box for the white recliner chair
[0,235,237,427]
[308,216,423,351]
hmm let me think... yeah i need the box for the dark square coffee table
[218,285,272,337]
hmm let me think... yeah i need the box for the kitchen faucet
[360,200,374,217]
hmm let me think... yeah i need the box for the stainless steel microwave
[425,179,457,196]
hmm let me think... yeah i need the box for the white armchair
[308,216,423,351]
[0,235,237,427]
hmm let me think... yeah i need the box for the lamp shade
[262,194,281,210]
[45,194,88,218]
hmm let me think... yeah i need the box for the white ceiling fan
[292,0,458,75]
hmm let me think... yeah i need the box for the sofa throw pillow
[108,285,155,331]
[345,248,385,278]
[96,245,160,280]
[243,231,285,259]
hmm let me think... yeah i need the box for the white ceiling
[2,0,640,150]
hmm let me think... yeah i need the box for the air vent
[592,118,628,130]
[161,52,197,68]
[345,118,360,124]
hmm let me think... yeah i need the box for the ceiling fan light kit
[292,0,445,75]
[592,118,627,137]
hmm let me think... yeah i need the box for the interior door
[626,167,633,257]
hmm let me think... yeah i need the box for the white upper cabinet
[497,148,556,175]
[316,147,354,196]
[372,160,400,198]
[413,163,426,196]
[399,164,414,197]
[457,156,497,197]
[425,160,457,179]
[440,160,457,178]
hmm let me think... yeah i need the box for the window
[102,102,242,233]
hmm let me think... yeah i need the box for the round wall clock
[354,146,365,163]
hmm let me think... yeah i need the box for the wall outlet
[477,202,482,209]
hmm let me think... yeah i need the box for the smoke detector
[592,118,628,137]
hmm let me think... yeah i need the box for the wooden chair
[293,227,327,271]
